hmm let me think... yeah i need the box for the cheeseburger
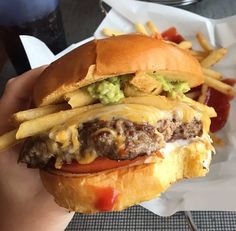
[16,34,216,213]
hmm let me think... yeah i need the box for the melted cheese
[77,149,97,164]
[58,103,204,131]
[48,100,212,165]
[49,125,80,154]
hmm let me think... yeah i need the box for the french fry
[200,48,227,68]
[202,68,221,80]
[195,56,206,62]
[102,28,124,37]
[164,40,178,47]
[122,96,216,118]
[0,130,19,152]
[135,23,148,35]
[16,104,102,139]
[205,76,236,96]
[196,32,213,51]
[64,89,95,108]
[12,104,69,125]
[198,84,208,104]
[185,91,201,99]
[146,21,158,34]
[182,96,217,118]
[190,50,208,57]
[189,50,208,62]
[210,132,225,147]
[178,41,192,49]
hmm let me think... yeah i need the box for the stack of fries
[0,103,103,151]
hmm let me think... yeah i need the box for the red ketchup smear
[92,186,119,212]
[205,78,236,133]
[161,27,185,44]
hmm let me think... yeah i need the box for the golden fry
[16,104,102,139]
[202,68,221,80]
[182,96,217,118]
[198,84,208,104]
[205,76,236,96]
[12,104,69,125]
[0,130,19,152]
[122,96,216,118]
[196,32,213,51]
[210,132,225,147]
[195,56,206,62]
[185,91,201,99]
[201,48,227,68]
[190,50,208,57]
[102,28,124,37]
[189,50,208,62]
[146,21,158,34]
[135,23,148,35]
[178,41,192,49]
[64,88,95,108]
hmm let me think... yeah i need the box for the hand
[0,67,74,231]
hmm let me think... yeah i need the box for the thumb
[0,66,47,134]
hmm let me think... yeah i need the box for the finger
[0,66,47,133]
[2,66,47,111]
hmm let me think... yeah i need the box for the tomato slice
[59,154,161,174]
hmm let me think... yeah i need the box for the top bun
[33,34,204,107]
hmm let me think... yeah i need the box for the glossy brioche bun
[33,34,204,107]
[40,143,209,213]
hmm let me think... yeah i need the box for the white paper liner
[20,0,236,216]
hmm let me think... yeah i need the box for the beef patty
[19,118,203,168]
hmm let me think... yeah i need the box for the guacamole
[87,77,124,104]
[151,74,190,98]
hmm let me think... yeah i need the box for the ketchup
[161,27,185,44]
[205,78,236,132]
[93,186,119,211]
[205,87,230,132]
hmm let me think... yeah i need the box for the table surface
[1,0,236,230]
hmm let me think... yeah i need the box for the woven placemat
[66,205,236,230]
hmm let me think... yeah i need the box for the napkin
[21,0,236,216]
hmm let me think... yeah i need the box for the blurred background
[1,0,236,96]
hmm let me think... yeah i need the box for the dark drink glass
[0,0,67,74]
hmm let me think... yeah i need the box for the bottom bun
[40,141,210,213]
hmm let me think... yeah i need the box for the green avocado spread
[87,77,124,104]
[87,74,190,105]
[151,74,190,98]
